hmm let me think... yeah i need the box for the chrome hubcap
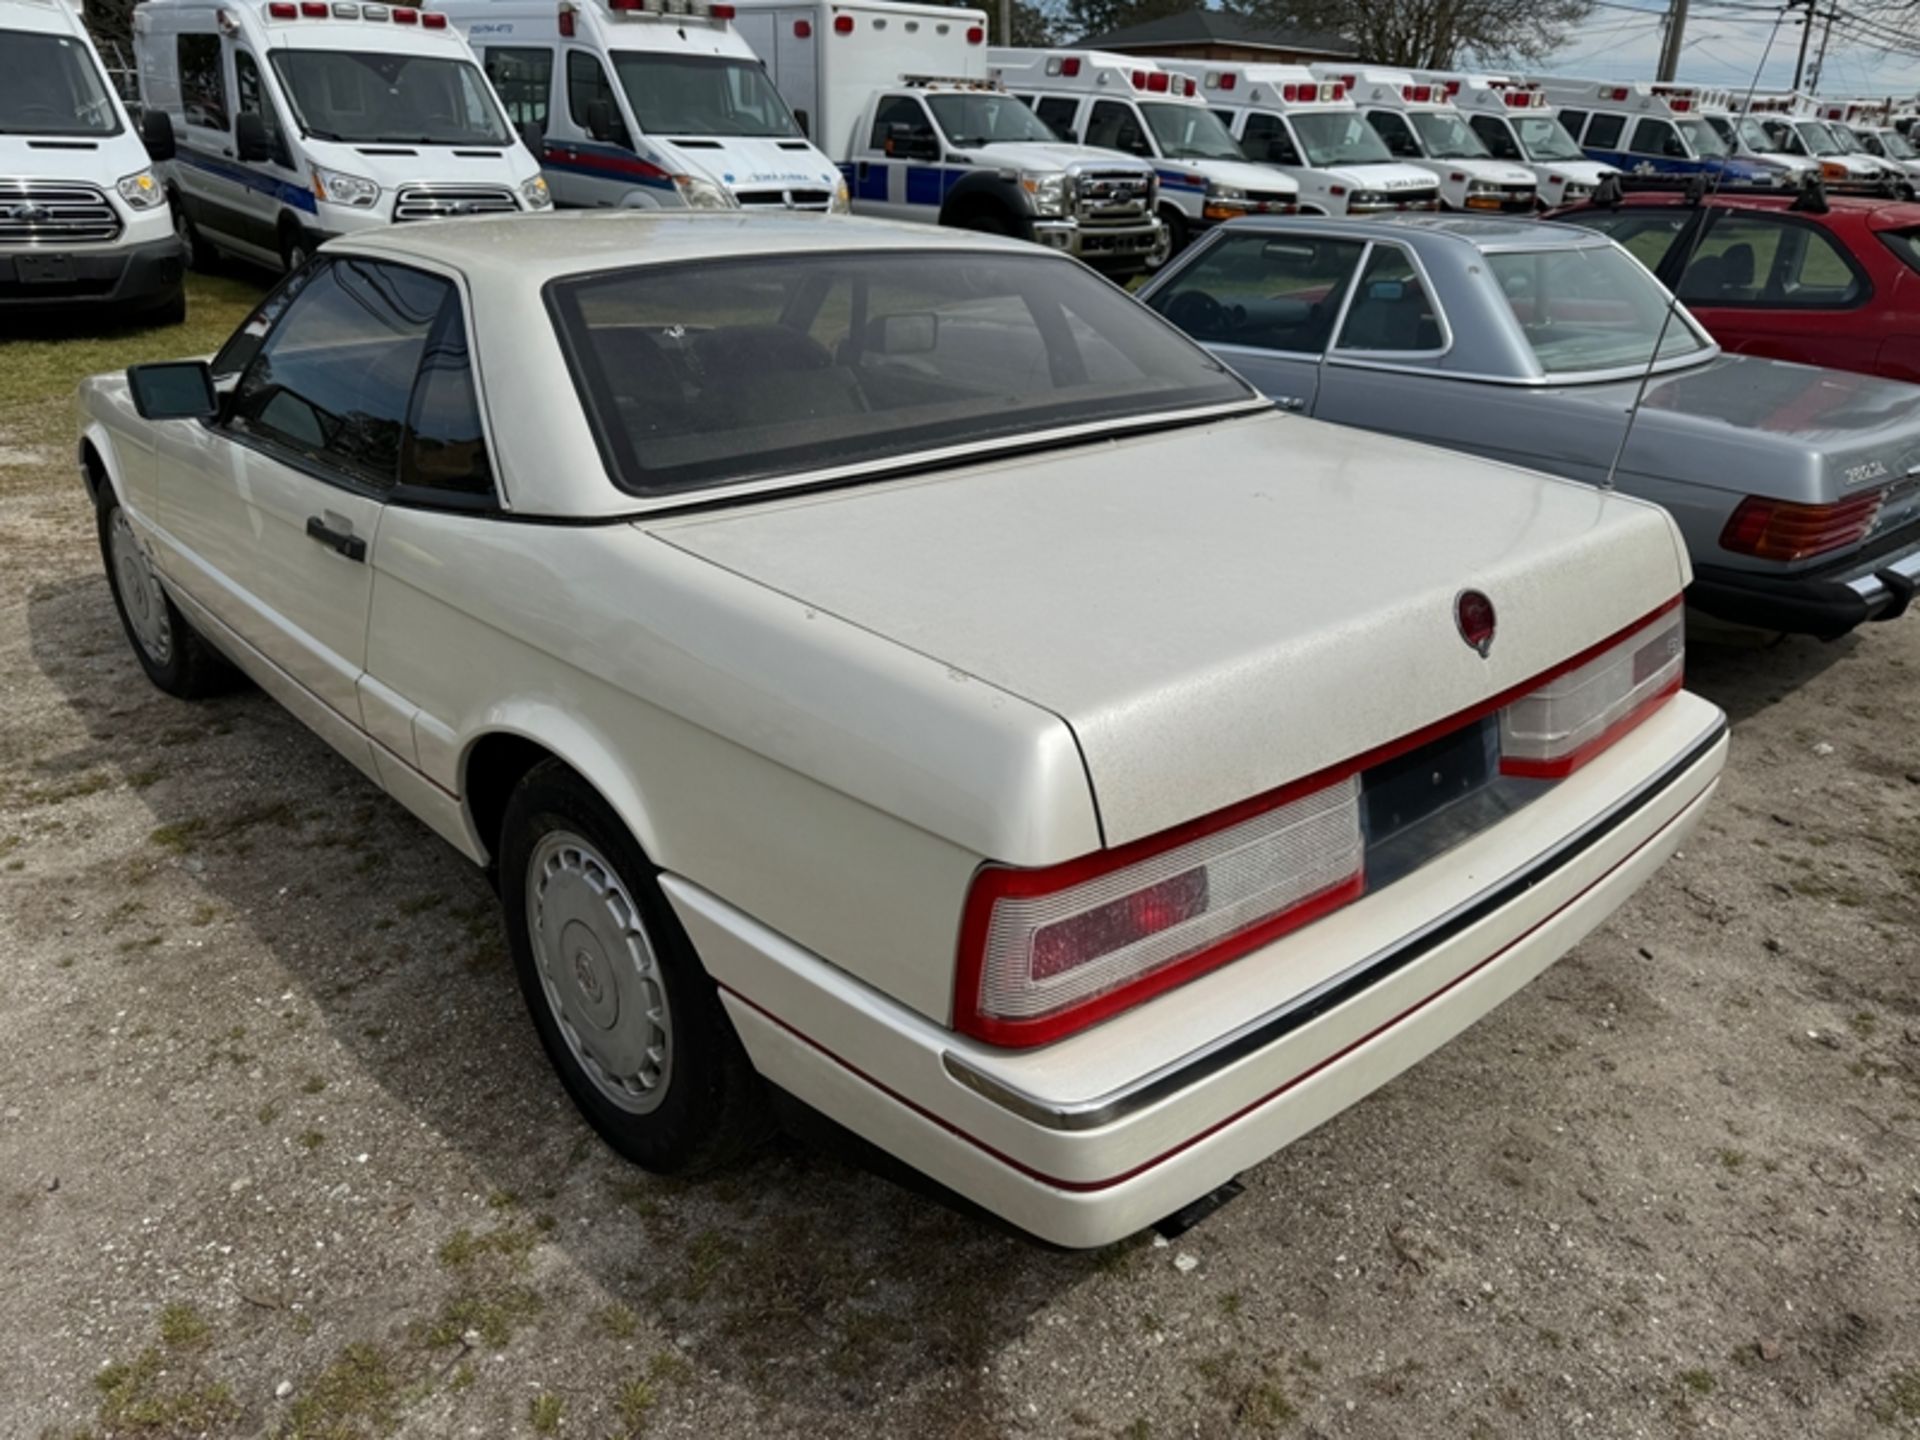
[109,509,172,666]
[527,831,671,1113]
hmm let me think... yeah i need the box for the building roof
[1072,9,1354,59]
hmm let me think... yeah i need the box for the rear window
[1490,247,1711,374]
[548,251,1254,498]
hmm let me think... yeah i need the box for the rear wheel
[499,762,770,1174]
[97,492,226,699]
[1153,205,1189,267]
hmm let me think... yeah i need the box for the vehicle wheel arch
[460,718,664,874]
[939,174,1033,240]
[78,428,121,508]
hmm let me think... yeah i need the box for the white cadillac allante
[78,213,1726,1247]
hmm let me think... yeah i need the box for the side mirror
[235,111,273,163]
[140,108,176,163]
[585,97,619,144]
[517,119,545,158]
[885,123,938,161]
[127,361,218,422]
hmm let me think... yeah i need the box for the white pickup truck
[731,0,1164,276]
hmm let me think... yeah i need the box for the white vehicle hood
[1429,157,1538,186]
[1327,162,1439,191]
[0,131,153,185]
[1541,159,1616,184]
[971,140,1153,175]
[658,135,842,193]
[1170,156,1301,193]
[653,411,1686,846]
[300,137,542,192]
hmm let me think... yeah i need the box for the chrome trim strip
[941,712,1729,1132]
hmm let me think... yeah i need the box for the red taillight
[710,2,734,15]
[832,13,852,33]
[268,1,296,14]
[1146,71,1170,92]
[1670,98,1692,112]
[792,16,809,35]
[1505,90,1528,108]
[421,9,446,24]
[1500,600,1685,780]
[1719,492,1883,562]
[1130,70,1146,89]
[955,775,1365,1047]
[1061,56,1080,76]
[965,24,982,42]
[558,6,574,33]
[392,5,417,20]
[299,1,325,14]
[1456,588,1496,655]
[1219,72,1235,90]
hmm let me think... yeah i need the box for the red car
[1552,192,1920,384]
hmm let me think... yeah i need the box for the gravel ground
[2,281,1918,1440]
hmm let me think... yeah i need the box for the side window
[1470,115,1521,160]
[1085,99,1148,155]
[1035,95,1079,142]
[1366,110,1421,158]
[1631,118,1684,158]
[868,93,932,151]
[228,258,449,490]
[1678,214,1867,308]
[233,50,288,166]
[1584,112,1625,150]
[1241,112,1301,166]
[1558,210,1688,272]
[486,46,552,133]
[1336,246,1444,352]
[567,50,628,146]
[1559,108,1589,141]
[402,301,495,500]
[210,265,318,380]
[1148,232,1366,353]
[177,33,228,131]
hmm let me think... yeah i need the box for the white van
[445,0,845,212]
[134,0,550,273]
[1313,66,1536,211]
[1158,61,1439,215]
[2,0,185,321]
[1532,79,1794,190]
[989,48,1298,253]
[1817,101,1920,183]
[1414,73,1615,209]
[1741,95,1898,190]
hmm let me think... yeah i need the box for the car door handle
[305,516,367,562]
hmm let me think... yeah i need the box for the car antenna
[1601,10,1793,493]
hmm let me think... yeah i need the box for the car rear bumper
[1690,522,1920,638]
[0,236,186,311]
[664,693,1727,1248]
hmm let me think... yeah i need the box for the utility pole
[1808,1,1836,92]
[1656,0,1690,82]
[999,0,1011,44]
[1792,0,1815,91]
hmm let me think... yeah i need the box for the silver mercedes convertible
[1141,213,1920,639]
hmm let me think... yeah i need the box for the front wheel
[499,762,770,1174]
[97,493,227,698]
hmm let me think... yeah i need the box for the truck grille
[392,184,519,222]
[737,187,834,211]
[0,180,122,246]
[1074,169,1153,226]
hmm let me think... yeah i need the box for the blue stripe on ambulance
[1154,169,1207,193]
[175,147,318,213]
[1581,148,1771,185]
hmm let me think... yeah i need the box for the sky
[1518,1,1920,98]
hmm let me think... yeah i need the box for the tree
[1229,0,1593,68]
[1058,0,1191,43]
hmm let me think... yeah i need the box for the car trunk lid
[647,411,1687,848]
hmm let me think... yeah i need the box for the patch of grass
[257,1101,281,1126]
[612,1378,654,1436]
[597,1303,638,1340]
[646,1351,691,1388]
[298,1130,325,1151]
[1678,1367,1717,1395]
[189,902,221,927]
[449,1364,475,1393]
[1716,1149,1747,1172]
[438,1223,539,1272]
[127,767,167,790]
[1870,1367,1920,1423]
[1850,1011,1879,1038]
[299,1076,327,1095]
[1219,1291,1243,1316]
[421,1284,544,1349]
[529,1393,564,1434]
[157,1302,211,1350]
[283,1342,400,1440]
[148,819,208,854]
[486,1189,517,1211]
[94,1349,237,1435]
[679,1229,742,1301]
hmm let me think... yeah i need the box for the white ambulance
[2,0,185,321]
[1413,73,1615,209]
[730,2,1165,277]
[135,0,549,272]
[989,48,1298,253]
[1531,78,1788,189]
[1313,65,1536,211]
[444,0,844,212]
[1157,60,1439,215]
[1742,94,1899,190]
[1817,100,1920,182]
